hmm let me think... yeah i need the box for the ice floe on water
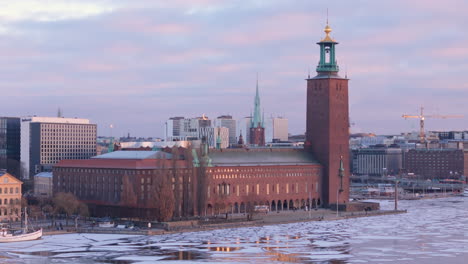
[2,197,468,263]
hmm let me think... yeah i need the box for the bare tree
[120,173,137,207]
[53,192,88,227]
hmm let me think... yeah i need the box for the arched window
[4,199,8,204]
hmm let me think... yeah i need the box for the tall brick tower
[306,22,350,208]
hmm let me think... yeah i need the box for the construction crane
[402,106,463,143]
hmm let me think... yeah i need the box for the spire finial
[308,67,310,79]
[327,8,329,25]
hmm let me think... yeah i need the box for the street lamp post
[336,188,339,217]
[394,180,399,211]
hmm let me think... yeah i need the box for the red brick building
[205,148,322,215]
[404,149,468,180]
[53,147,323,218]
[53,150,197,218]
[306,23,350,206]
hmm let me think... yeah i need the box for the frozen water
[2,197,468,263]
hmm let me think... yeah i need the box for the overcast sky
[1,0,467,137]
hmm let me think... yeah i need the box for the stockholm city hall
[53,22,375,220]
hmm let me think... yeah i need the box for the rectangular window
[256,184,259,195]
[286,183,289,194]
[266,184,270,195]
[296,183,299,194]
[276,183,280,194]
[236,185,239,196]
[246,184,249,195]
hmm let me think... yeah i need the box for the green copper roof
[251,77,263,128]
[316,24,339,73]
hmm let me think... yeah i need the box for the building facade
[239,117,252,145]
[33,172,53,198]
[0,117,21,178]
[0,172,22,222]
[266,117,289,142]
[53,147,324,219]
[199,127,229,149]
[351,147,402,176]
[215,115,237,146]
[306,23,350,206]
[205,148,322,214]
[404,149,468,179]
[20,117,96,179]
[53,150,197,218]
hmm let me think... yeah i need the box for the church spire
[251,73,263,128]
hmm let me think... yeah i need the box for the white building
[165,116,212,142]
[265,117,288,143]
[21,116,96,179]
[214,115,236,146]
[238,116,252,145]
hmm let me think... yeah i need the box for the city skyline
[1,0,467,137]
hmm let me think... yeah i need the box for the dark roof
[208,148,320,167]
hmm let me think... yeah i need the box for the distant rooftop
[34,172,53,178]
[21,116,91,124]
[209,148,319,166]
[92,150,172,160]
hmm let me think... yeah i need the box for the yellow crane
[402,106,463,143]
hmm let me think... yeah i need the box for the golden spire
[320,22,336,43]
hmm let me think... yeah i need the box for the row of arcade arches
[206,198,321,215]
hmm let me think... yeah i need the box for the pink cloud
[221,12,319,46]
[78,61,122,72]
[109,16,195,35]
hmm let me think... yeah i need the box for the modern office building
[266,117,289,143]
[351,147,402,176]
[215,115,237,146]
[199,127,229,149]
[165,115,212,142]
[238,116,252,145]
[21,117,97,179]
[0,117,21,178]
[165,116,185,141]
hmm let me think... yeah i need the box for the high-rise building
[0,117,21,177]
[306,22,350,207]
[249,78,265,146]
[165,116,185,141]
[238,116,252,145]
[351,147,403,176]
[265,117,289,143]
[165,116,212,142]
[215,115,236,146]
[20,117,97,179]
[199,127,229,149]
